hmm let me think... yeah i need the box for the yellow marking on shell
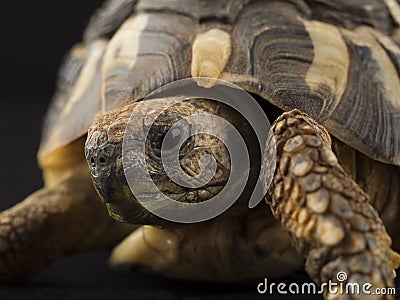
[354,27,400,109]
[221,72,260,85]
[383,0,400,26]
[375,31,400,56]
[303,20,349,120]
[109,225,181,272]
[61,40,107,117]
[392,249,400,270]
[101,14,150,112]
[39,137,87,187]
[191,29,232,88]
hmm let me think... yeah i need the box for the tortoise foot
[267,109,397,300]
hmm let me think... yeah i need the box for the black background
[0,1,397,300]
[0,1,103,208]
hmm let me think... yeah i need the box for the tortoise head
[84,97,261,226]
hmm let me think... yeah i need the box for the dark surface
[0,1,399,300]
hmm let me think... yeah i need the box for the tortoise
[1,0,400,299]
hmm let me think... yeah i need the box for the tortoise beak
[85,128,173,226]
[91,174,113,204]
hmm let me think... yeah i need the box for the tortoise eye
[148,121,193,159]
[161,120,193,157]
[162,127,184,153]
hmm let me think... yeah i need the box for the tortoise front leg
[0,163,133,283]
[108,208,303,282]
[267,109,400,299]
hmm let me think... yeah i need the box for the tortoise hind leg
[0,163,133,283]
[267,109,399,299]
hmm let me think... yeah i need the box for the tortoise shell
[38,0,400,167]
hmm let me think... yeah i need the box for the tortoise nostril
[90,157,95,165]
[99,156,106,164]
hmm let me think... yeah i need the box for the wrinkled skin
[0,94,399,299]
[85,97,260,226]
[85,97,400,299]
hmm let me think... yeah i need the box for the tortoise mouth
[133,185,225,203]
[105,185,225,225]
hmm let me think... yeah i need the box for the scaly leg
[266,109,400,299]
[0,163,133,283]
